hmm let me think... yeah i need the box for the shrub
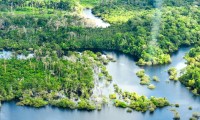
[148,84,156,90]
[149,107,155,113]
[114,100,127,108]
[173,112,180,120]
[50,98,76,109]
[175,104,179,107]
[109,94,117,99]
[192,112,200,119]
[126,108,132,113]
[17,97,48,108]
[168,67,178,81]
[153,76,159,82]
[136,69,145,78]
[77,99,96,111]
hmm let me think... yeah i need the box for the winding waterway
[82,9,110,28]
[0,9,199,120]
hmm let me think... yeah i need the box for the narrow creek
[82,9,110,28]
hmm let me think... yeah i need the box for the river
[82,9,110,28]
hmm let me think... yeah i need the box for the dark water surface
[0,47,199,120]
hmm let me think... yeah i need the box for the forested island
[179,46,200,95]
[0,0,199,120]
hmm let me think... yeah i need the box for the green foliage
[175,104,180,107]
[168,67,178,81]
[79,0,100,8]
[152,76,159,82]
[126,108,132,113]
[17,97,48,108]
[179,46,200,95]
[0,50,109,109]
[173,112,180,120]
[136,69,145,78]
[140,75,151,85]
[50,98,76,109]
[92,2,199,65]
[136,69,153,86]
[114,100,127,108]
[112,89,169,112]
[0,0,198,112]
[148,84,156,90]
[93,0,199,24]
[109,93,117,99]
[150,97,169,107]
[0,0,79,11]
[0,0,199,65]
[77,99,96,110]
[192,112,200,119]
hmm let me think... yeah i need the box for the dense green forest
[93,0,199,24]
[179,46,200,95]
[0,49,113,109]
[0,0,199,65]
